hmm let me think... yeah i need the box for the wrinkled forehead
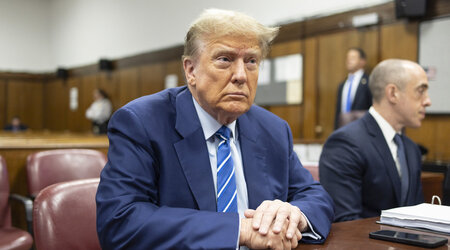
[196,33,261,54]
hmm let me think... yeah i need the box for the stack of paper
[380,203,450,234]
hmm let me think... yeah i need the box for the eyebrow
[210,45,261,59]
[417,83,428,89]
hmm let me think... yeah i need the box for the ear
[385,83,399,104]
[183,57,196,87]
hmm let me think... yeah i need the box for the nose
[231,59,247,85]
[423,94,431,107]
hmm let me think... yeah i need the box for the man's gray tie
[394,133,409,205]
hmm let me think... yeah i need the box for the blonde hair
[183,9,279,60]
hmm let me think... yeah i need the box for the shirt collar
[369,106,399,143]
[192,97,237,141]
[348,68,364,79]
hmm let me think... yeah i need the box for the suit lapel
[173,88,216,211]
[237,112,272,209]
[352,74,368,109]
[363,113,402,204]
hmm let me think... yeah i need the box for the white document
[380,203,450,234]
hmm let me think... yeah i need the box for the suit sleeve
[284,122,335,243]
[319,131,365,222]
[96,108,239,250]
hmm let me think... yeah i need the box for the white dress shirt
[341,69,364,113]
[85,98,112,123]
[369,107,403,176]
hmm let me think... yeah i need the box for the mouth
[225,92,247,99]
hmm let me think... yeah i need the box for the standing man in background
[85,88,112,134]
[320,59,431,222]
[334,48,372,129]
[96,8,333,249]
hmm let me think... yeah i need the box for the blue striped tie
[216,126,237,213]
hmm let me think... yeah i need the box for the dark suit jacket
[96,86,334,249]
[334,73,372,129]
[320,113,424,222]
[3,124,27,131]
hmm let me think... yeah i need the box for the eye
[217,56,231,62]
[417,86,426,95]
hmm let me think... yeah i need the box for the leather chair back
[27,149,106,197]
[337,110,367,128]
[0,155,33,250]
[33,178,101,250]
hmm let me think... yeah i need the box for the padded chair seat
[0,227,33,250]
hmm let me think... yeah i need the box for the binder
[379,197,450,235]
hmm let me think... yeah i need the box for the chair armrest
[9,193,34,235]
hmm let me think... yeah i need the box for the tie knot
[348,74,355,82]
[393,133,402,145]
[216,126,231,141]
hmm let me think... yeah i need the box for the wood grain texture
[140,63,165,96]
[0,80,6,128]
[268,105,303,139]
[6,79,44,130]
[43,79,68,131]
[406,115,450,163]
[303,37,319,140]
[380,21,418,61]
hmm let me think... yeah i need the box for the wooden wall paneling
[43,79,68,130]
[380,21,418,61]
[6,80,44,130]
[165,60,185,87]
[98,72,118,112]
[139,63,165,96]
[357,26,380,72]
[406,116,450,163]
[0,80,6,127]
[303,37,319,140]
[317,28,380,140]
[433,116,450,162]
[79,74,100,132]
[66,77,84,132]
[265,40,303,138]
[116,68,140,108]
[268,105,303,139]
[317,30,357,139]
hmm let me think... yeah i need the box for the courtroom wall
[1,1,449,162]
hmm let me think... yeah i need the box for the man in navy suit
[320,59,431,222]
[96,9,334,249]
[334,48,372,129]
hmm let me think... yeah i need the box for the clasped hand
[239,200,307,249]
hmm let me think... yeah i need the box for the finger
[296,228,302,240]
[283,235,292,250]
[258,202,281,235]
[286,206,302,239]
[252,201,270,230]
[271,205,290,234]
[290,232,299,249]
[244,209,256,218]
